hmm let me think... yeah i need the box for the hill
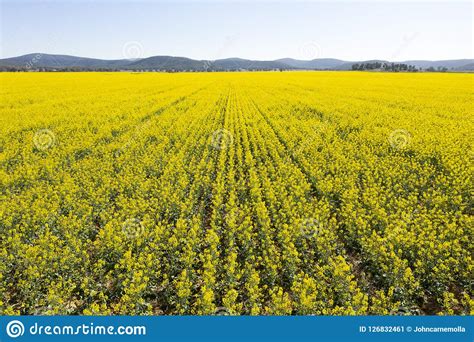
[0,53,472,71]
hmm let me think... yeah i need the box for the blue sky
[1,0,472,61]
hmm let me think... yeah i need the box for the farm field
[0,71,472,315]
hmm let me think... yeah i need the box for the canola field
[0,72,472,315]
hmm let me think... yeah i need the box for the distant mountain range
[1,53,473,71]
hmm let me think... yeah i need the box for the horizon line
[2,52,473,62]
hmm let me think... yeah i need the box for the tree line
[352,62,450,72]
[352,62,420,72]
